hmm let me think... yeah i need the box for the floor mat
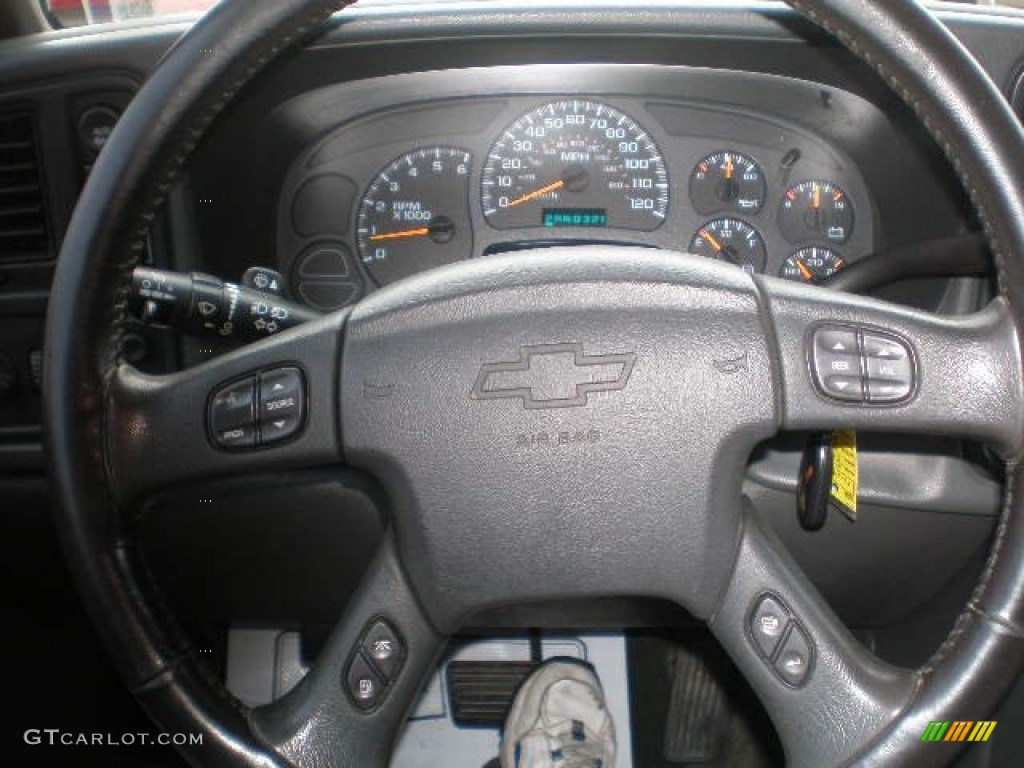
[628,631,783,767]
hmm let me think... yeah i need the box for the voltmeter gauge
[780,246,846,283]
[356,147,472,286]
[689,151,766,214]
[778,180,854,244]
[689,218,767,274]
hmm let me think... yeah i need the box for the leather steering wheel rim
[43,1,1024,766]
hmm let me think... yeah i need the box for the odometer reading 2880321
[481,100,669,231]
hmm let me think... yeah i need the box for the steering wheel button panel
[809,324,916,405]
[345,653,385,711]
[361,620,405,682]
[774,623,814,688]
[749,594,791,659]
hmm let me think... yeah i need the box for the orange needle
[795,259,814,280]
[811,183,821,210]
[700,230,724,253]
[505,179,565,208]
[724,154,734,180]
[368,227,431,242]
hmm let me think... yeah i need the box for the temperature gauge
[689,151,766,214]
[780,246,846,283]
[779,180,854,244]
[689,218,767,274]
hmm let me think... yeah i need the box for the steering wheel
[44,1,1024,766]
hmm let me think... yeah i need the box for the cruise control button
[346,653,384,710]
[775,623,813,687]
[362,621,405,681]
[749,595,790,659]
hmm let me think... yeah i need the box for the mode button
[209,377,257,450]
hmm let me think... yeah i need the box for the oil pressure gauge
[689,151,766,215]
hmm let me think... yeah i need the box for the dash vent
[0,112,50,261]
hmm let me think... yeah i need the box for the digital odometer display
[481,100,669,231]
[542,208,608,228]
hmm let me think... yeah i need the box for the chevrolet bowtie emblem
[471,342,636,410]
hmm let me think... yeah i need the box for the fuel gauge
[689,218,767,274]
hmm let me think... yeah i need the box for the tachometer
[481,100,669,230]
[357,147,472,286]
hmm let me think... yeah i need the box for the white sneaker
[500,659,616,768]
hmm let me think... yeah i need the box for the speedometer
[481,100,669,231]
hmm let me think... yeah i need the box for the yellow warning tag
[830,429,858,521]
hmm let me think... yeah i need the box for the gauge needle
[505,179,565,208]
[795,259,814,280]
[368,227,431,242]
[811,183,821,210]
[700,230,724,253]
[724,154,734,180]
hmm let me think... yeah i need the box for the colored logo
[921,721,997,743]
[472,342,636,410]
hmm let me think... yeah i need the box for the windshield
[45,0,215,26]
[38,0,1024,29]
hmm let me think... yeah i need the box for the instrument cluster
[277,80,874,312]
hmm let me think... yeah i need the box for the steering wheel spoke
[250,533,445,768]
[106,312,347,503]
[709,509,919,768]
[762,278,1024,456]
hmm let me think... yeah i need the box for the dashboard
[276,65,874,311]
